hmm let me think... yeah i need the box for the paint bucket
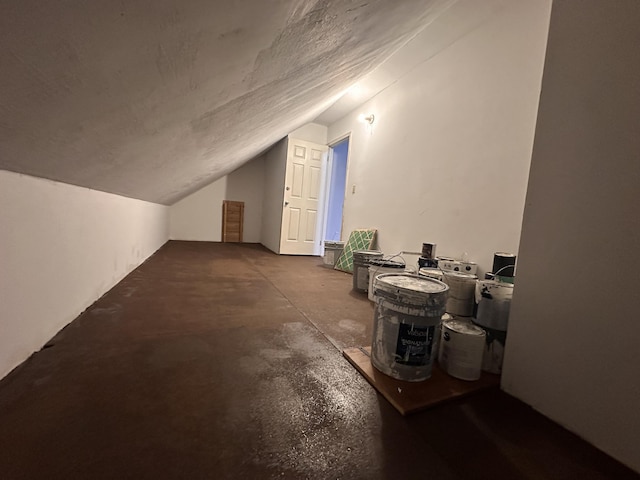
[418,267,444,281]
[473,280,514,374]
[442,271,478,317]
[418,256,438,268]
[367,259,406,301]
[352,250,383,293]
[438,258,477,275]
[323,241,345,267]
[432,312,453,362]
[436,257,459,272]
[474,280,514,331]
[421,243,437,259]
[371,274,449,381]
[438,319,486,381]
[492,252,516,279]
[460,262,478,275]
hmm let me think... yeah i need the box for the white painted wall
[289,123,328,145]
[502,0,640,472]
[170,122,325,246]
[260,138,288,253]
[169,155,265,242]
[327,0,551,274]
[226,156,265,242]
[0,170,168,380]
[169,177,227,241]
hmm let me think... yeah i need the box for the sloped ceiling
[0,0,455,204]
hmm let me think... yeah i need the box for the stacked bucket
[423,250,485,381]
[471,253,516,374]
[437,252,517,378]
[360,244,517,383]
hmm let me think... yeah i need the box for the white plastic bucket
[442,271,478,317]
[371,274,449,381]
[322,241,344,266]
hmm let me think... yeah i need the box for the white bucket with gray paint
[371,274,449,382]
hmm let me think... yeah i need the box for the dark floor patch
[0,241,636,480]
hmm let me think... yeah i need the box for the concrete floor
[0,241,636,480]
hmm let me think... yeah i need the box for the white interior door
[279,138,327,255]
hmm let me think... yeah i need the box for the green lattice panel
[334,229,377,273]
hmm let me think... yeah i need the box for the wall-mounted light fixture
[358,113,375,125]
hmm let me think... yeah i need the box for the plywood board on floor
[343,346,500,416]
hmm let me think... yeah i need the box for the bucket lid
[419,267,443,276]
[443,271,477,280]
[477,279,514,290]
[324,241,345,247]
[375,274,448,310]
[443,319,486,336]
[353,250,382,257]
[475,279,514,303]
[376,273,448,295]
[369,258,405,268]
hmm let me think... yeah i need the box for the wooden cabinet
[222,201,244,243]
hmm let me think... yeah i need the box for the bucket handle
[493,264,516,278]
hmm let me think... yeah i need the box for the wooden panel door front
[222,200,244,243]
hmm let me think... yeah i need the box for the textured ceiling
[0,0,455,204]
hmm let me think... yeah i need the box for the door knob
[284,201,289,206]
[286,186,290,191]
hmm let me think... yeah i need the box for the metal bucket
[474,280,514,331]
[367,259,406,301]
[473,280,514,373]
[439,319,486,381]
[322,241,345,267]
[492,252,516,281]
[352,250,383,293]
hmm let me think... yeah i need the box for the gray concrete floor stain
[0,241,637,480]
